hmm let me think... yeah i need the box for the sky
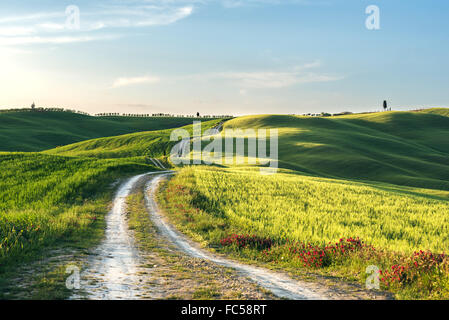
[0,0,448,116]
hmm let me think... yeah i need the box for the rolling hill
[417,107,449,117]
[0,111,206,152]
[0,117,222,273]
[223,110,449,190]
[44,119,223,159]
[41,109,449,191]
[2,107,449,299]
[159,109,449,299]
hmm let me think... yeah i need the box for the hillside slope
[418,107,449,118]
[224,110,449,190]
[45,119,223,159]
[0,111,204,152]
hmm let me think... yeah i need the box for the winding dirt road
[144,173,325,300]
[71,171,388,300]
[72,172,325,299]
[70,172,171,300]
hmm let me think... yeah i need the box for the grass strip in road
[125,184,274,300]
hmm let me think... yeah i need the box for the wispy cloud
[0,12,63,24]
[0,35,119,46]
[112,76,160,88]
[0,0,322,47]
[221,0,328,8]
[218,70,342,88]
[75,6,194,31]
[0,26,36,37]
[185,62,343,88]
[0,1,194,46]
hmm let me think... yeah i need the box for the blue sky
[0,0,448,115]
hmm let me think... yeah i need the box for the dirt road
[70,172,388,300]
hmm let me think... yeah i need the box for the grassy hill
[158,110,449,299]
[0,117,223,281]
[2,108,449,299]
[417,107,449,117]
[45,119,223,160]
[0,111,205,152]
[223,110,449,191]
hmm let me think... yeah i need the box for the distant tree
[383,100,388,112]
[31,102,35,110]
[197,112,200,117]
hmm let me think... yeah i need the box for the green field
[1,108,449,299]
[0,110,206,152]
[0,116,222,276]
[158,166,449,299]
[419,108,449,117]
[0,153,156,268]
[222,111,449,190]
[45,119,223,159]
[163,166,449,253]
[156,109,449,299]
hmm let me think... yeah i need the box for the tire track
[70,172,171,300]
[144,173,326,300]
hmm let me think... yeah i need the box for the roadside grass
[0,152,156,289]
[157,166,449,299]
[193,287,220,299]
[125,188,274,300]
[24,261,85,300]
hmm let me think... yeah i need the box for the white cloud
[136,6,193,26]
[112,76,160,88]
[0,2,194,47]
[185,63,342,89]
[0,35,119,46]
[89,6,194,29]
[0,26,36,36]
[0,0,320,47]
[0,12,63,24]
[221,0,326,8]
[218,70,341,88]
[37,23,66,31]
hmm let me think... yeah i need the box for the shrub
[220,234,274,250]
